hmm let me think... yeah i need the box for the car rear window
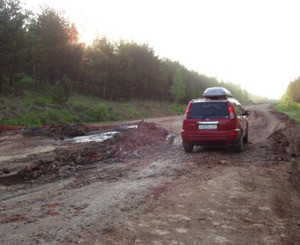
[188,101,229,119]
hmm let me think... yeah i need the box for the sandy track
[0,104,299,244]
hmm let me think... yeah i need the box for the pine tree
[170,69,185,103]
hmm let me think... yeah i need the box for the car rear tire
[234,136,244,152]
[183,141,194,153]
[184,145,193,153]
[243,130,249,143]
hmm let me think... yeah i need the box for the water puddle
[70,131,118,143]
[113,125,138,131]
[67,125,138,143]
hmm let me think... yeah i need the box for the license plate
[198,125,217,130]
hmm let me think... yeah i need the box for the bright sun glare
[24,0,300,99]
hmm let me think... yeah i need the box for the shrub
[90,103,109,121]
[40,109,60,125]
[3,118,19,125]
[35,96,51,107]
[20,112,41,126]
[127,106,139,118]
[52,75,72,105]
[58,109,74,124]
[15,76,38,95]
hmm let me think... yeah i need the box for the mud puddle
[1,106,299,244]
[64,125,138,143]
[67,131,118,143]
[0,123,166,186]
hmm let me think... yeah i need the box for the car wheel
[243,130,248,143]
[234,136,244,152]
[184,145,193,153]
[183,140,194,153]
[183,141,194,153]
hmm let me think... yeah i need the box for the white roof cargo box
[203,87,232,98]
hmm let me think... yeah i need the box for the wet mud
[0,104,299,244]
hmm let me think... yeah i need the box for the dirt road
[0,104,299,244]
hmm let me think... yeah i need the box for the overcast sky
[24,0,300,99]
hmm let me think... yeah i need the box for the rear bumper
[181,129,242,145]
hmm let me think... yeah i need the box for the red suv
[181,87,250,153]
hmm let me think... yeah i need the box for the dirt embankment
[0,122,168,184]
[0,103,299,245]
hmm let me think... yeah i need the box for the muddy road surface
[0,104,299,245]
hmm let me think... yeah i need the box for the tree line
[281,77,300,104]
[0,0,250,104]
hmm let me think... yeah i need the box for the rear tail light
[184,101,192,119]
[228,101,234,119]
[227,101,237,129]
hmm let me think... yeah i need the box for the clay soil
[0,104,299,245]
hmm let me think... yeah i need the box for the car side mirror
[243,110,250,116]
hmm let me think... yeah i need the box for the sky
[24,0,300,99]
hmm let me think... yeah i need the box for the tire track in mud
[97,104,300,245]
[0,126,183,244]
[0,104,299,244]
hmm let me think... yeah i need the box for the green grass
[275,102,300,124]
[0,92,186,127]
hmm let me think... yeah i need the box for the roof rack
[203,87,232,98]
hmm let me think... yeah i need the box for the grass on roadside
[275,102,300,124]
[0,92,186,127]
